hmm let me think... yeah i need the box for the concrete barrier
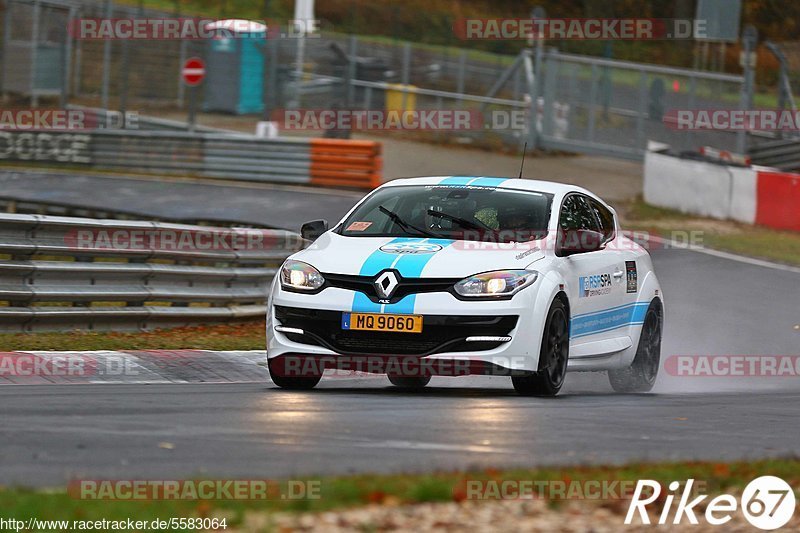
[644,146,799,231]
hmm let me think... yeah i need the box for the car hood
[292,233,546,278]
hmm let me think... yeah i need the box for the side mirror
[557,229,605,256]
[301,219,329,241]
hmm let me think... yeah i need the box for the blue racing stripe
[351,237,406,312]
[469,177,509,187]
[385,239,453,313]
[570,302,649,339]
[351,238,453,314]
[438,176,475,186]
[352,291,382,313]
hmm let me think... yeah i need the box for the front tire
[608,302,662,393]
[388,375,431,389]
[268,358,322,390]
[512,299,569,397]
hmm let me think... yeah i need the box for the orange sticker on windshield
[346,221,373,231]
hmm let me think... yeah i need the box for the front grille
[323,272,461,304]
[275,306,517,356]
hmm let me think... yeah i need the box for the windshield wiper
[378,206,443,238]
[427,209,493,231]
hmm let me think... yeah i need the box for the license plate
[341,312,423,333]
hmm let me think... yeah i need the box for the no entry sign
[182,57,206,86]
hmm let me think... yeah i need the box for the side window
[588,198,616,242]
[559,195,600,232]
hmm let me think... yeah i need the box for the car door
[557,194,629,345]
[586,195,639,307]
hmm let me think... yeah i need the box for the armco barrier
[0,129,382,190]
[0,213,306,332]
[644,147,800,232]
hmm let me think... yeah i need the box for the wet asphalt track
[0,171,799,486]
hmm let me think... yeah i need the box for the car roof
[381,176,598,199]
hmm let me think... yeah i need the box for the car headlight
[454,270,538,297]
[280,260,325,291]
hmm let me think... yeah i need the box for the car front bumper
[266,281,545,375]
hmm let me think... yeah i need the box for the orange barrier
[309,139,382,189]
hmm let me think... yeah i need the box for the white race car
[267,177,663,396]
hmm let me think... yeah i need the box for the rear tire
[608,302,662,393]
[268,358,322,390]
[512,299,569,397]
[388,375,431,389]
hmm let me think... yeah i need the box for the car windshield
[339,184,553,242]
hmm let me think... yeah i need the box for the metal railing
[748,136,800,170]
[0,213,305,331]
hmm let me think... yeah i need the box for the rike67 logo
[625,476,796,530]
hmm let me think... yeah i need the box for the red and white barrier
[644,147,800,232]
[755,170,800,232]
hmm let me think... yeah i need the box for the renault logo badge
[374,271,399,299]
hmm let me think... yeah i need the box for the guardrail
[0,213,306,332]
[748,137,800,171]
[0,129,382,190]
[0,194,267,229]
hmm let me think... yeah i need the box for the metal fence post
[346,35,357,107]
[737,25,757,154]
[61,6,75,108]
[101,0,113,110]
[541,50,558,140]
[261,33,271,119]
[30,0,41,107]
[686,76,697,152]
[636,70,646,153]
[1,0,12,96]
[72,6,82,97]
[177,39,188,108]
[523,49,536,149]
[401,42,410,110]
[587,63,599,143]
[456,50,466,99]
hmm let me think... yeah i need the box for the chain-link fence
[538,50,745,158]
[0,0,778,161]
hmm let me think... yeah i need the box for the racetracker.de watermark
[447,229,705,253]
[453,18,708,40]
[68,18,319,40]
[665,109,800,131]
[274,109,530,132]
[665,355,800,377]
[0,109,138,131]
[460,479,660,500]
[64,228,303,252]
[0,353,136,378]
[68,479,320,500]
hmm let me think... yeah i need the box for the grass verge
[0,321,266,351]
[618,197,800,267]
[2,459,798,526]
